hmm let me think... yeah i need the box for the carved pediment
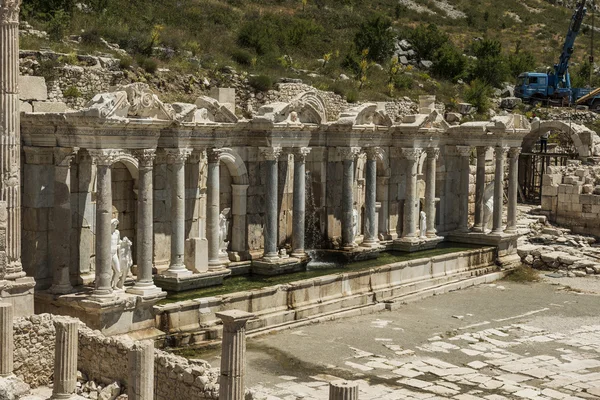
[255,91,328,124]
[422,109,450,130]
[194,96,238,123]
[337,103,392,127]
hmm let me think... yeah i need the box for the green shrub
[394,74,414,90]
[408,24,448,61]
[136,56,159,74]
[346,89,359,103]
[46,9,71,41]
[468,38,509,87]
[231,49,254,66]
[463,79,493,113]
[80,28,102,46]
[353,16,395,63]
[63,86,82,98]
[119,56,133,70]
[248,75,273,92]
[432,43,466,81]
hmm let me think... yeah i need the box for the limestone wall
[12,313,220,398]
[541,162,600,235]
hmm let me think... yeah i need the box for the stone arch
[294,91,328,124]
[526,120,600,158]
[217,148,249,258]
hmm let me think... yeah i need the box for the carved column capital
[364,147,381,160]
[260,146,283,161]
[494,146,509,159]
[338,146,361,160]
[425,147,440,159]
[54,147,79,167]
[476,146,490,158]
[23,146,54,165]
[455,145,472,158]
[207,148,225,164]
[401,147,423,161]
[291,147,312,161]
[165,148,192,164]
[88,149,122,166]
[508,147,521,159]
[133,149,157,168]
[0,0,21,25]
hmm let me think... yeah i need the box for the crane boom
[554,2,587,88]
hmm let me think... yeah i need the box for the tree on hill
[353,16,395,64]
[408,24,448,61]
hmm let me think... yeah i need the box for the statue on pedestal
[420,211,427,238]
[117,237,133,289]
[352,208,359,238]
[110,218,133,290]
[218,208,231,256]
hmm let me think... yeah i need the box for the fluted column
[165,148,192,276]
[128,340,154,400]
[0,0,24,279]
[506,147,521,233]
[52,319,78,399]
[456,146,472,232]
[291,147,311,257]
[472,146,488,232]
[49,148,78,294]
[0,303,13,376]
[339,147,361,250]
[89,150,118,299]
[260,147,282,259]
[128,150,161,296]
[329,380,359,400]
[362,148,379,247]
[216,310,255,400]
[425,148,439,238]
[207,149,227,269]
[493,146,508,233]
[400,148,422,241]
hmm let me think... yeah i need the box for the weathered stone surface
[18,76,48,101]
[31,101,67,113]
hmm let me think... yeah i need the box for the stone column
[128,340,154,400]
[230,184,248,259]
[425,148,440,238]
[128,150,161,296]
[400,148,422,241]
[88,150,117,299]
[49,148,78,294]
[472,146,488,232]
[0,0,24,280]
[291,147,311,257]
[339,147,361,250]
[362,148,379,247]
[493,146,508,234]
[165,148,192,276]
[52,319,78,399]
[0,303,13,377]
[207,149,226,270]
[260,147,282,260]
[506,147,521,233]
[216,310,255,400]
[456,146,472,232]
[329,380,359,400]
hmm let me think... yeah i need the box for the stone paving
[236,280,600,400]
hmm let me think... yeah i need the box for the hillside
[17,0,600,113]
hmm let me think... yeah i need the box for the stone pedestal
[456,146,471,232]
[339,147,360,250]
[216,310,254,400]
[0,303,13,377]
[425,148,440,238]
[260,147,282,260]
[472,146,488,232]
[362,148,379,247]
[506,147,520,233]
[128,340,154,400]
[291,148,311,258]
[399,148,422,242]
[52,319,78,399]
[165,148,192,277]
[128,150,162,296]
[329,380,359,400]
[493,147,508,233]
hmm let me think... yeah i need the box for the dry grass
[504,264,540,283]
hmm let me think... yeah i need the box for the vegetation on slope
[18,0,600,110]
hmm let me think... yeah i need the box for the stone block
[18,76,48,101]
[185,238,208,273]
[20,101,33,113]
[209,87,235,113]
[32,101,68,113]
[541,196,554,211]
[543,185,558,197]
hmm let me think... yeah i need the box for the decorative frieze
[165,148,192,164]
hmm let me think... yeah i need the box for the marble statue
[219,208,231,255]
[483,182,495,232]
[420,211,427,238]
[117,237,133,289]
[352,208,359,237]
[110,219,122,289]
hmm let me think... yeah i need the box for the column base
[126,283,164,297]
[252,257,308,276]
[154,269,231,292]
[426,231,438,238]
[470,225,484,233]
[48,284,75,295]
[360,239,380,248]
[393,236,444,252]
[290,251,309,260]
[163,265,193,278]
[89,289,116,302]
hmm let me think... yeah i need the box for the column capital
[216,310,255,328]
[455,145,472,158]
[364,147,381,160]
[494,146,509,159]
[291,147,312,160]
[508,147,521,159]
[207,148,226,163]
[260,146,283,161]
[88,149,122,166]
[54,147,79,167]
[23,146,54,165]
[338,146,361,160]
[401,147,423,161]
[476,146,490,158]
[165,148,192,164]
[133,149,156,167]
[0,0,21,25]
[425,147,440,159]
